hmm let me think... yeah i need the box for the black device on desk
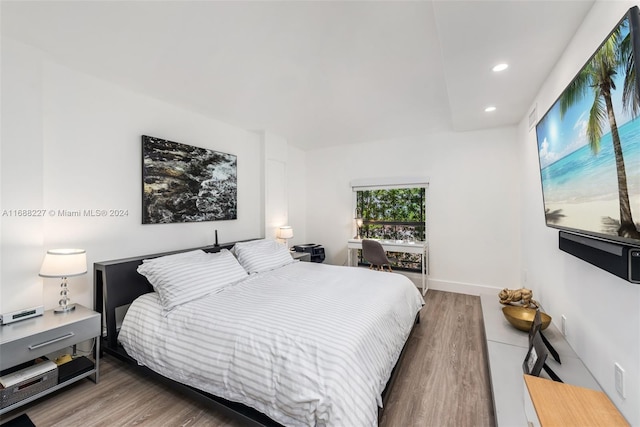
[293,244,325,263]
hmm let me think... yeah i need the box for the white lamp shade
[39,249,87,278]
[279,226,293,239]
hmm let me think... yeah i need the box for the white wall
[1,40,46,311]
[1,38,264,313]
[305,127,520,294]
[520,1,640,423]
[286,144,307,248]
[264,131,288,240]
[262,132,307,248]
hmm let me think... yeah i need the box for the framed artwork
[528,309,561,364]
[142,135,237,224]
[528,309,543,347]
[523,331,548,377]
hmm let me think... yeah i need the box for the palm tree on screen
[560,19,640,238]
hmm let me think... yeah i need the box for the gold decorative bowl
[502,306,551,332]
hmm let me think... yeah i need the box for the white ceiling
[1,0,595,151]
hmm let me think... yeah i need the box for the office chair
[362,239,395,272]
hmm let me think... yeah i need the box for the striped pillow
[141,249,206,265]
[137,249,248,315]
[233,239,295,274]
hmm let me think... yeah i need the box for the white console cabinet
[480,294,602,426]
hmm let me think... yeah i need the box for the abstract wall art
[142,135,237,224]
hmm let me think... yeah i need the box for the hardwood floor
[379,290,495,427]
[1,290,495,427]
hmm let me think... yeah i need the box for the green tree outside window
[356,188,426,271]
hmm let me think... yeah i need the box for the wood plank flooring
[1,290,495,427]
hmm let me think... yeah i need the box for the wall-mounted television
[535,6,640,248]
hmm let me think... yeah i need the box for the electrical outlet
[561,315,567,336]
[615,363,626,398]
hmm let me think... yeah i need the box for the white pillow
[139,249,209,293]
[137,249,248,315]
[233,239,295,274]
[141,249,207,266]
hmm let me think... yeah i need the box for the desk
[347,239,428,295]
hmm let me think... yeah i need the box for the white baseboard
[365,269,502,297]
[424,277,502,296]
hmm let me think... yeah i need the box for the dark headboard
[94,242,235,357]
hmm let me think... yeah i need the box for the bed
[94,239,424,427]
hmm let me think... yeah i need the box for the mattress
[118,261,424,426]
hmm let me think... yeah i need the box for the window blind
[350,177,429,191]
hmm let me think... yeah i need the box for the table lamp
[354,217,363,239]
[39,249,87,313]
[279,226,294,249]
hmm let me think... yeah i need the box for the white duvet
[118,261,424,427]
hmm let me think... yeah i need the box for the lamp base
[54,304,76,314]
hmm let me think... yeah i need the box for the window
[354,186,426,271]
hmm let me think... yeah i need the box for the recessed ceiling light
[492,63,509,72]
[485,106,497,112]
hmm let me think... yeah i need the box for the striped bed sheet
[118,261,424,427]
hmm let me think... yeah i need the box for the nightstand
[0,304,100,414]
[291,251,311,262]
